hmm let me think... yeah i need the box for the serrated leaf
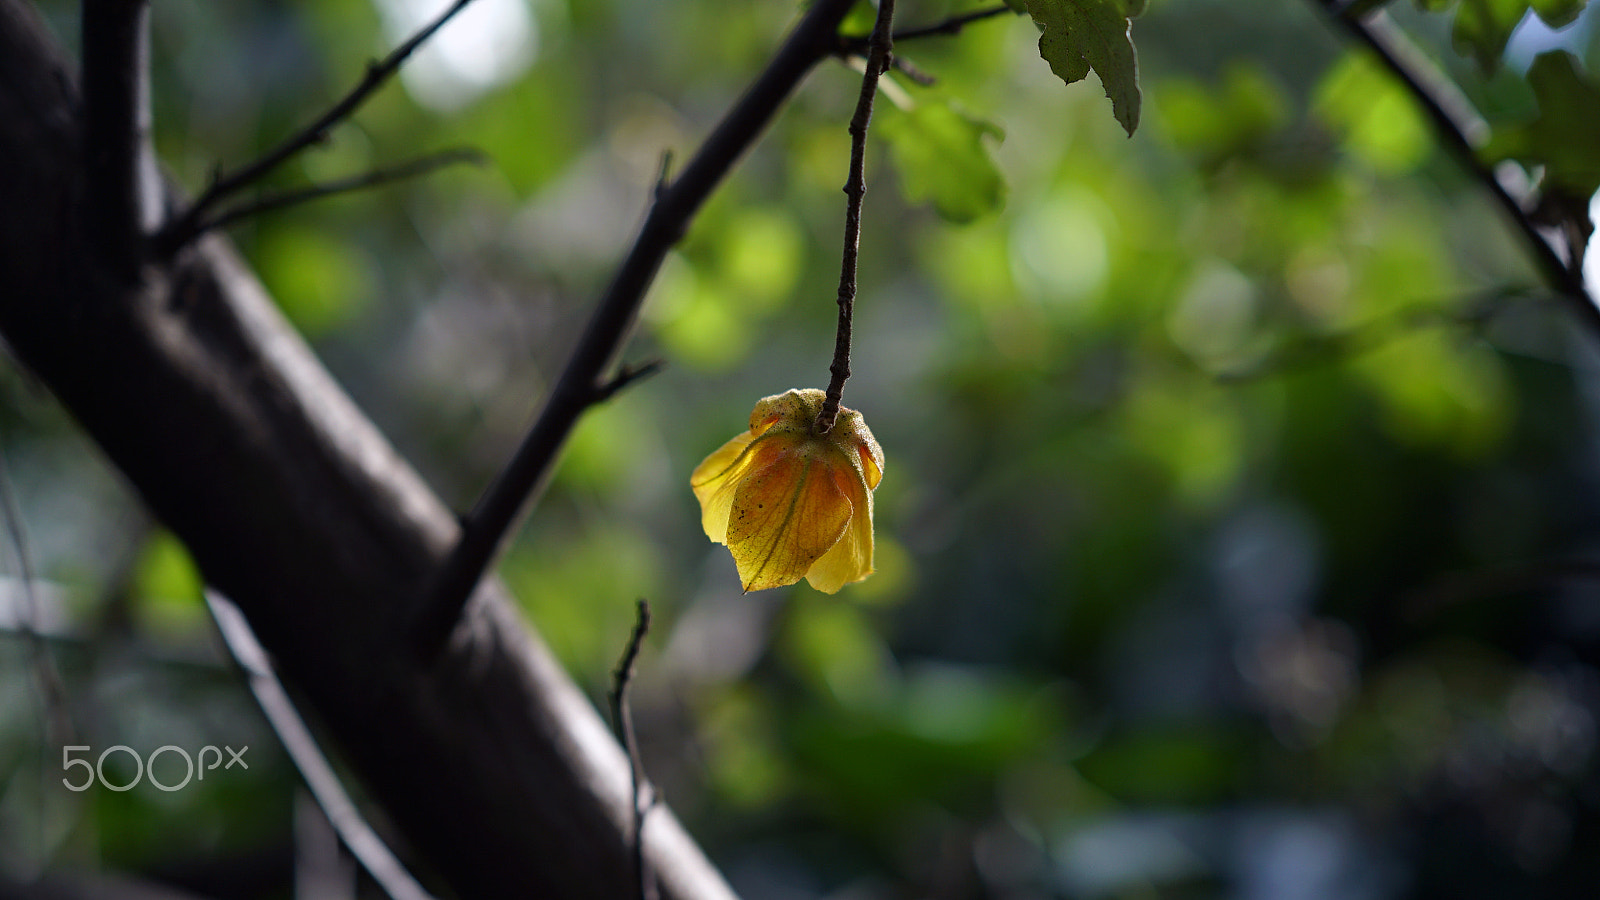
[1485,50,1600,196]
[1025,0,1143,136]
[881,99,1006,223]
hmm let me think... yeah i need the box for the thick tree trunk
[0,2,736,897]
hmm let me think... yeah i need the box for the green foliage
[880,97,1006,222]
[12,0,1600,896]
[1021,0,1145,135]
[1486,50,1600,196]
[1414,0,1590,72]
[1315,53,1432,173]
[131,531,205,641]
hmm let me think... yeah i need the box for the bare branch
[0,1,737,894]
[593,358,666,405]
[838,3,1015,58]
[413,0,863,661]
[153,0,478,256]
[817,0,896,433]
[895,4,1014,41]
[206,590,438,900]
[610,599,657,900]
[1313,2,1600,340]
[195,148,487,236]
[80,0,156,274]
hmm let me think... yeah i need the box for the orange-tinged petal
[726,449,852,592]
[804,462,874,593]
[831,407,884,489]
[691,388,885,593]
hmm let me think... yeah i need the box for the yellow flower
[692,389,884,593]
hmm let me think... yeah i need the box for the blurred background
[6,0,1600,896]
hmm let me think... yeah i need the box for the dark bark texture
[0,1,744,896]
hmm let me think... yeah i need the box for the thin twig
[194,148,486,235]
[80,0,155,274]
[153,0,478,256]
[206,590,438,900]
[840,3,1013,54]
[1314,2,1600,340]
[890,55,936,87]
[817,0,896,433]
[412,0,862,661]
[593,359,666,405]
[893,3,1012,41]
[609,599,656,900]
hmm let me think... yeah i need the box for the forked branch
[193,148,486,236]
[1315,1,1600,339]
[153,0,478,256]
[412,0,863,661]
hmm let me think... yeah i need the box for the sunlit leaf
[881,99,1006,223]
[1023,0,1143,136]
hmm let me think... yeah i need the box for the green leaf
[1530,0,1587,27]
[1450,0,1530,71]
[1486,50,1600,196]
[881,99,1006,223]
[1410,0,1588,72]
[1024,0,1143,136]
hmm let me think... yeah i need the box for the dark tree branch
[0,1,736,895]
[194,148,486,236]
[817,0,896,433]
[80,0,154,275]
[413,0,864,661]
[206,590,436,900]
[1315,2,1600,340]
[153,0,477,256]
[610,599,657,900]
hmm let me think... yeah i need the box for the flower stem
[817,0,895,434]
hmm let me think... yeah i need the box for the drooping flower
[691,389,884,593]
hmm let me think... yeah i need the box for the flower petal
[727,450,851,592]
[690,430,757,544]
[750,388,825,436]
[804,462,874,593]
[833,408,884,490]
